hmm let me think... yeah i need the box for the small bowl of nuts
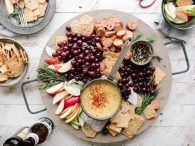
[130,40,153,66]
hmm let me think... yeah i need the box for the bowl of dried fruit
[130,40,153,66]
[0,38,28,88]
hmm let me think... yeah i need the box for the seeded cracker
[154,67,166,84]
[82,123,97,138]
[143,105,157,120]
[71,20,81,34]
[122,114,145,138]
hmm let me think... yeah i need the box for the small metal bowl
[130,40,153,66]
[0,38,28,90]
[162,0,195,30]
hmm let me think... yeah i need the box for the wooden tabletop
[0,0,195,145]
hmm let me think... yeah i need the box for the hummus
[81,80,122,120]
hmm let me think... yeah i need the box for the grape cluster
[52,26,103,83]
[118,60,158,100]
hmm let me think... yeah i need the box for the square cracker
[38,2,48,17]
[108,123,122,133]
[33,8,40,17]
[150,99,160,110]
[122,114,145,138]
[82,123,97,138]
[106,126,118,136]
[143,105,157,120]
[38,0,46,3]
[154,67,166,84]
[25,0,39,11]
[24,9,34,22]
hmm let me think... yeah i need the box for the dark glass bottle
[3,127,29,146]
[23,117,54,146]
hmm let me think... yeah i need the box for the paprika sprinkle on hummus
[81,80,122,120]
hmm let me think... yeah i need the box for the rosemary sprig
[135,88,160,115]
[146,35,155,44]
[9,13,21,24]
[37,65,66,90]
[132,32,142,42]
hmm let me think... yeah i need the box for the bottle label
[27,133,39,145]
[37,118,53,136]
[17,127,29,140]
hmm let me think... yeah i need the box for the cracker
[80,22,94,36]
[70,20,81,34]
[7,61,25,77]
[122,114,145,138]
[176,0,193,7]
[154,67,166,84]
[11,44,20,58]
[25,0,39,10]
[38,3,47,17]
[56,36,67,45]
[33,8,41,16]
[0,73,8,82]
[24,9,34,22]
[150,99,160,110]
[143,105,157,120]
[136,95,143,108]
[106,126,118,136]
[38,0,46,4]
[80,15,94,24]
[108,123,122,133]
[0,65,8,73]
[82,123,97,138]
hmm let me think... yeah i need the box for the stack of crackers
[0,42,28,82]
[23,0,48,23]
[70,15,94,36]
[176,0,193,7]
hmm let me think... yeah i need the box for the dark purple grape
[66,32,72,37]
[79,54,84,59]
[94,37,100,42]
[66,26,71,31]
[77,40,83,46]
[89,71,95,77]
[73,50,79,56]
[89,55,95,61]
[82,36,86,41]
[57,42,62,48]
[71,60,76,66]
[52,52,57,57]
[68,37,73,43]
[85,34,91,41]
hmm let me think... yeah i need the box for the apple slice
[58,60,72,73]
[78,117,84,127]
[59,105,75,119]
[45,58,60,65]
[176,9,189,22]
[71,118,81,126]
[45,46,56,58]
[164,2,176,19]
[55,99,65,115]
[71,123,79,129]
[53,91,69,105]
[65,105,82,123]
[46,82,64,95]
[64,96,80,109]
[64,81,83,96]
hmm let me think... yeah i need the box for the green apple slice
[59,105,74,119]
[65,105,82,123]
[71,123,79,129]
[45,46,56,58]
[164,2,176,19]
[71,118,81,126]
[78,117,84,127]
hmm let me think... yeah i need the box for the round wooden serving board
[38,10,172,144]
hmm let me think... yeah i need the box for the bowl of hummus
[80,79,122,120]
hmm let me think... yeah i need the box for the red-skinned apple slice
[59,104,75,119]
[65,104,82,123]
[64,96,80,109]
[46,82,64,95]
[58,59,72,73]
[55,99,65,115]
[176,9,189,22]
[53,91,69,105]
[45,58,60,65]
